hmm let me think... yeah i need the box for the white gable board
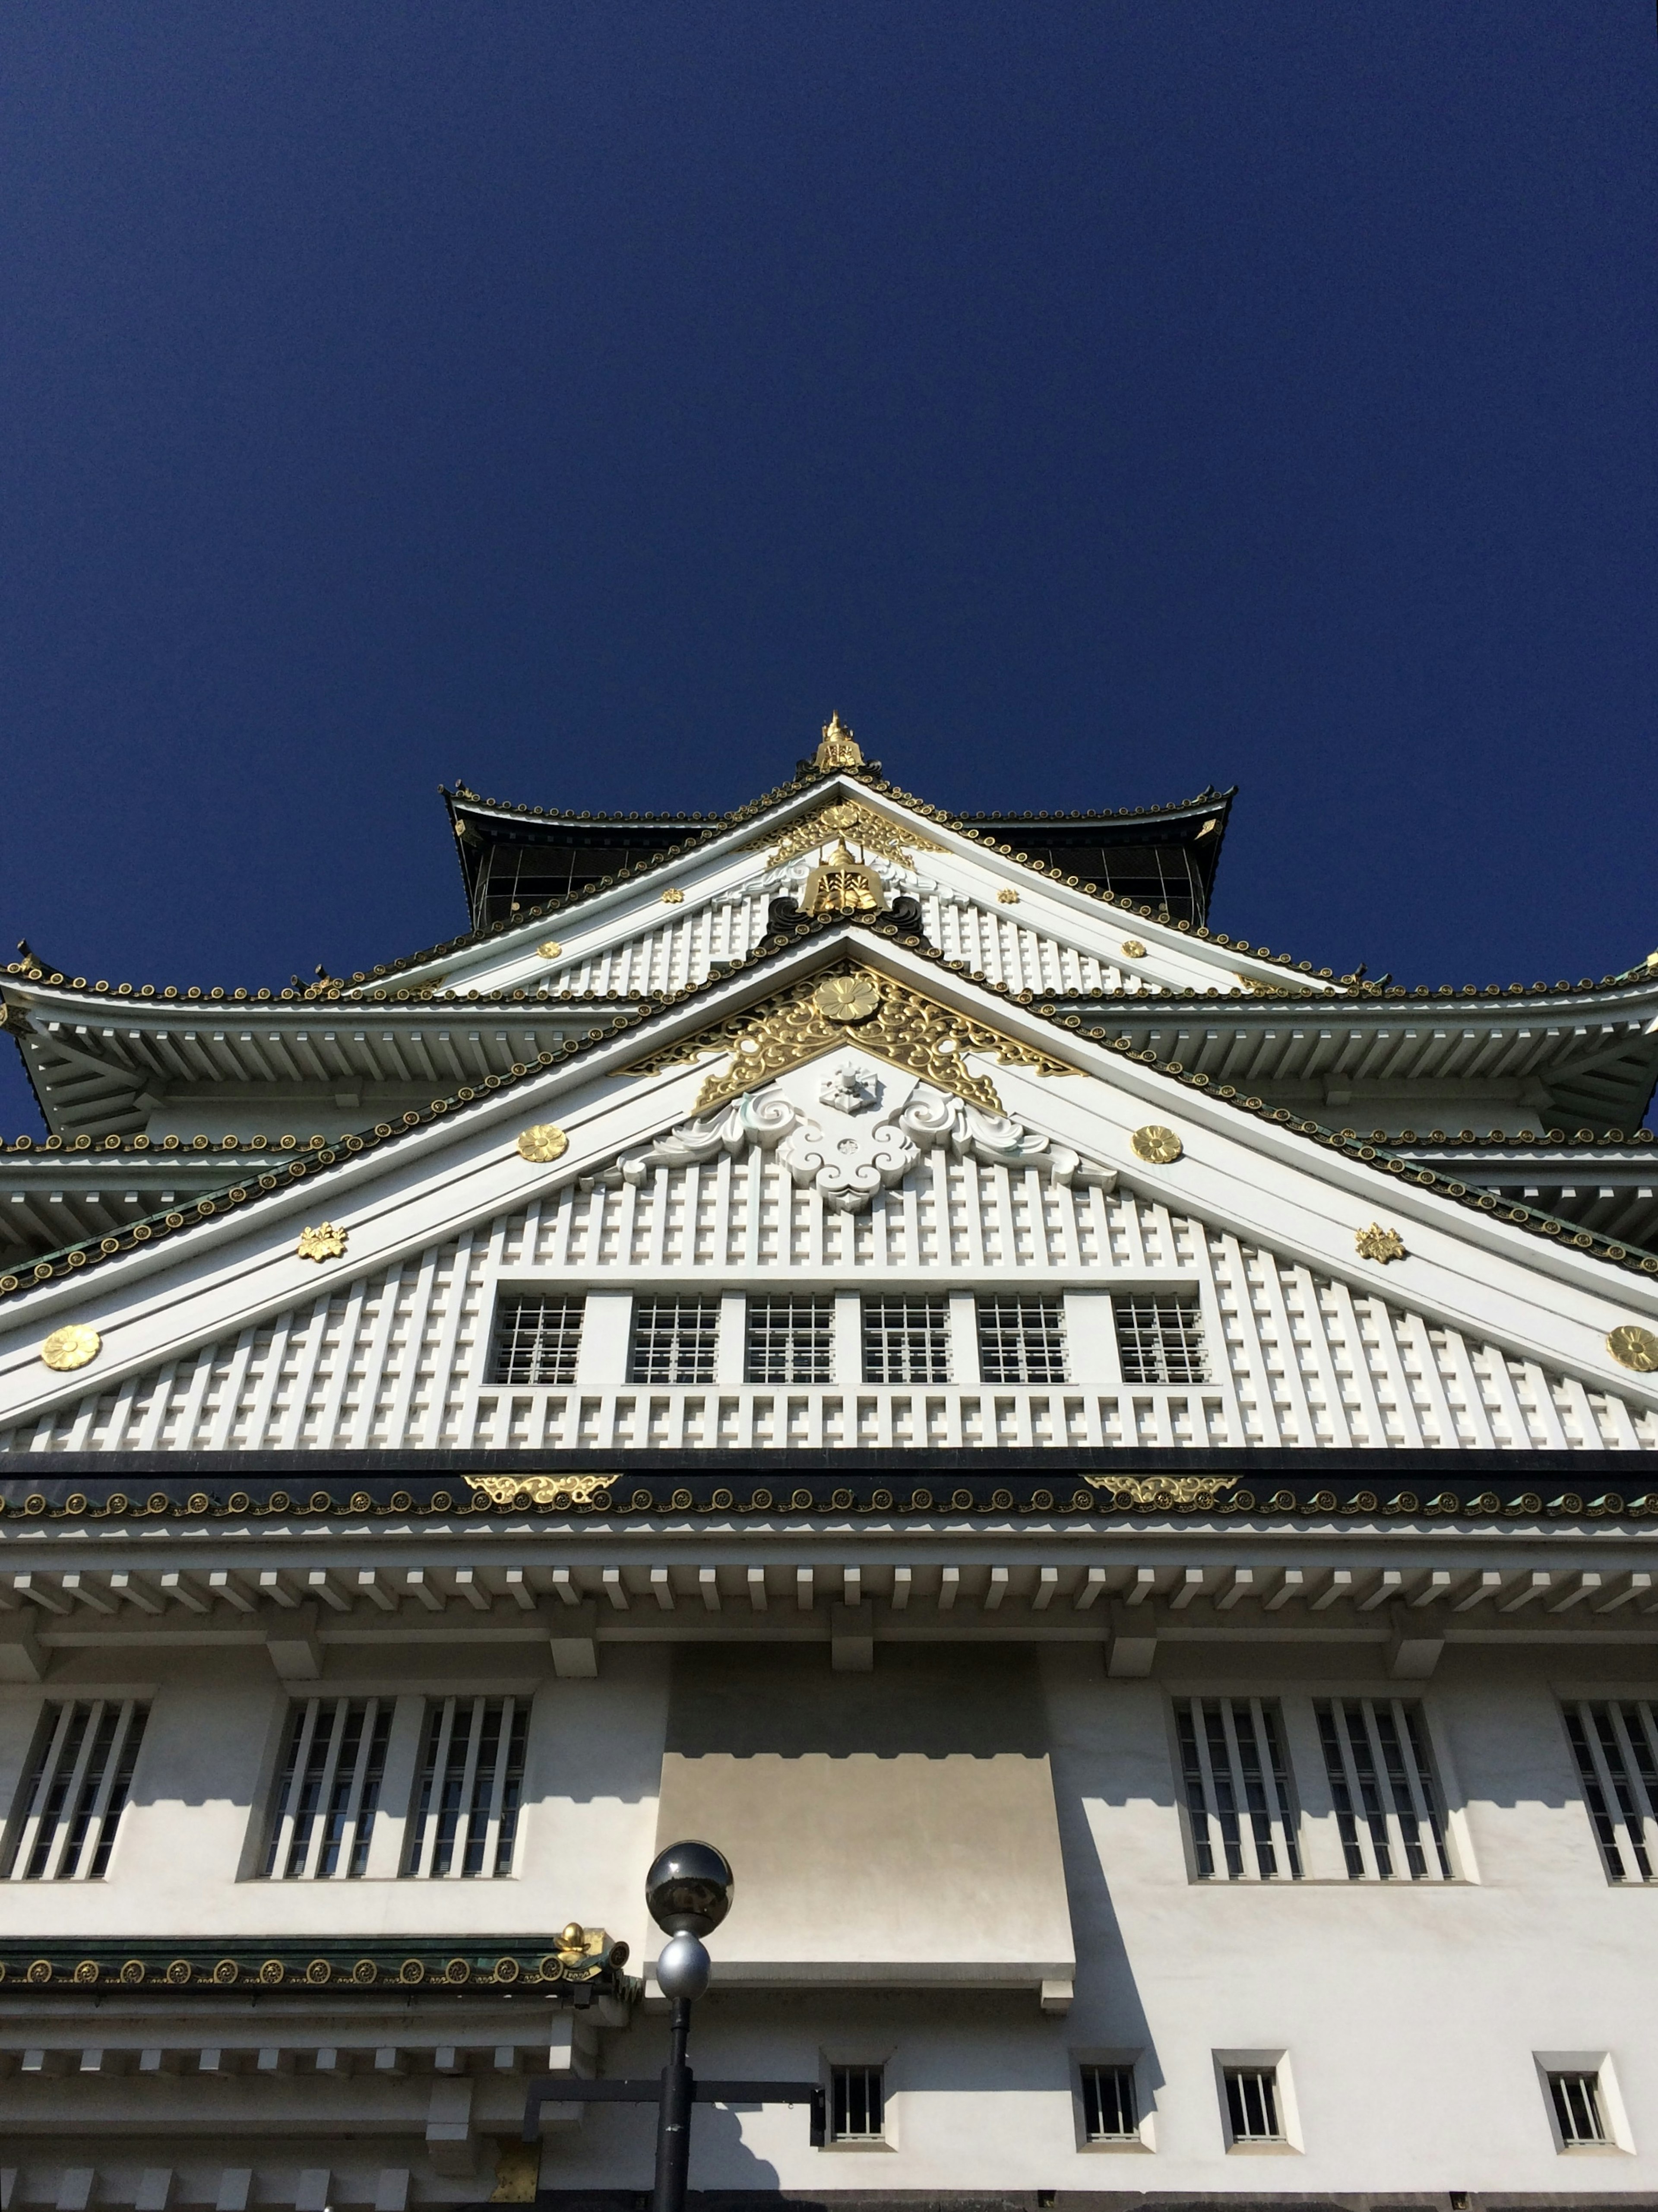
[1,931,1653,1456]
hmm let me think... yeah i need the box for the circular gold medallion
[1130,1124,1183,1165]
[516,1123,569,1163]
[1607,1324,1658,1374]
[41,1324,101,1372]
[813,975,880,1024]
[1120,939,1148,959]
[537,941,562,960]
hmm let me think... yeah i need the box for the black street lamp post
[522,1841,826,2212]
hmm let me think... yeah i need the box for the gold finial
[815,711,864,770]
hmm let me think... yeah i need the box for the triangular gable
[3,930,1656,1443]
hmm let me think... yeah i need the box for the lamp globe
[645,1840,734,1938]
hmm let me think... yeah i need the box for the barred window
[1316,1699,1453,1879]
[862,1298,950,1384]
[830,2064,885,2142]
[1224,2066,1284,2144]
[1081,2063,1139,2141]
[629,1298,719,1385]
[746,1298,833,1383]
[1175,1698,1301,1880]
[1563,1701,1658,1881]
[4,1700,149,1882]
[1549,2071,1608,2147]
[977,1298,1068,1384]
[403,1695,528,1879]
[491,1295,585,1385]
[1115,1296,1208,1383]
[263,1698,392,1880]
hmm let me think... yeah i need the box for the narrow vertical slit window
[976,1298,1068,1384]
[3,1701,149,1881]
[491,1295,585,1385]
[1549,2071,1608,2147]
[1563,1701,1658,1881]
[1315,1699,1453,1879]
[746,1298,833,1383]
[1174,1699,1301,1880]
[629,1298,720,1385]
[263,1699,393,1880]
[862,1298,950,1383]
[1224,2066,1285,2144]
[1081,2064,1139,2142]
[1114,1296,1208,1383]
[830,2065,885,2142]
[402,1696,529,1878]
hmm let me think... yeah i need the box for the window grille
[862,1298,950,1384]
[4,1700,148,1882]
[1175,1699,1301,1880]
[402,1696,528,1878]
[1315,1699,1452,1879]
[1081,2064,1139,2141]
[491,1295,585,1385]
[1548,2071,1607,2147]
[830,2065,885,2142]
[629,1298,720,1385]
[746,1298,833,1383]
[1563,1701,1658,1881]
[263,1698,392,1880]
[1114,1296,1208,1383]
[1224,2067,1284,2144]
[977,1298,1068,1384]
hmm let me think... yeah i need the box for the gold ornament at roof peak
[802,843,884,918]
[756,798,939,871]
[814,711,864,769]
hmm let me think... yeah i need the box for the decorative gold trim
[625,962,1073,1116]
[1607,1324,1658,1373]
[516,1124,569,1163]
[1234,971,1318,998]
[537,942,562,960]
[814,710,864,769]
[755,797,941,871]
[467,1473,614,1509]
[1130,1125,1183,1165]
[661,888,685,905]
[996,888,1020,906]
[1087,1474,1237,1508]
[41,1324,101,1372]
[1354,1222,1407,1264]
[294,1224,347,1263]
[1120,939,1147,959]
[813,974,880,1023]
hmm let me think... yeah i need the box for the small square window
[1081,2063,1138,2141]
[1224,2066,1284,2144]
[1114,1295,1208,1383]
[491,1294,585,1385]
[862,1298,950,1384]
[1549,2071,1608,2147]
[977,1298,1068,1383]
[629,1298,719,1384]
[830,2064,885,2142]
[746,1298,833,1383]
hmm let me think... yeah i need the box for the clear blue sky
[2,4,1654,1135]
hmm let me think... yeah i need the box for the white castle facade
[1,716,1658,2210]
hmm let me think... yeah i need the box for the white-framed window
[1081,2063,1139,2141]
[747,1297,833,1383]
[491,1294,585,1385]
[1563,1701,1658,1881]
[1174,1697,1301,1880]
[830,2064,885,2142]
[1549,2071,1608,2147]
[862,1298,950,1383]
[402,1695,528,1878]
[263,1697,393,1880]
[3,1700,149,1882]
[629,1298,720,1384]
[1223,2065,1285,2145]
[1315,1698,1453,1880]
[976,1297,1068,1383]
[1114,1295,1208,1383]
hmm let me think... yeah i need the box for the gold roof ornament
[516,1124,569,1163]
[1130,1125,1183,1165]
[756,798,938,871]
[295,1223,348,1263]
[801,841,884,918]
[1354,1222,1407,1264]
[41,1323,101,1372]
[1607,1324,1658,1373]
[813,711,864,770]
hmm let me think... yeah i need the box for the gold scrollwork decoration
[466,1473,614,1511]
[756,797,940,871]
[1086,1474,1237,1509]
[626,962,1073,1117]
[295,1223,347,1263]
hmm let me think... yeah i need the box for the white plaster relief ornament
[583,1058,1117,1214]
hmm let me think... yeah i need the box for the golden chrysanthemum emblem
[813,974,880,1024]
[41,1324,101,1372]
[516,1124,569,1163]
[1607,1324,1658,1373]
[1130,1125,1183,1165]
